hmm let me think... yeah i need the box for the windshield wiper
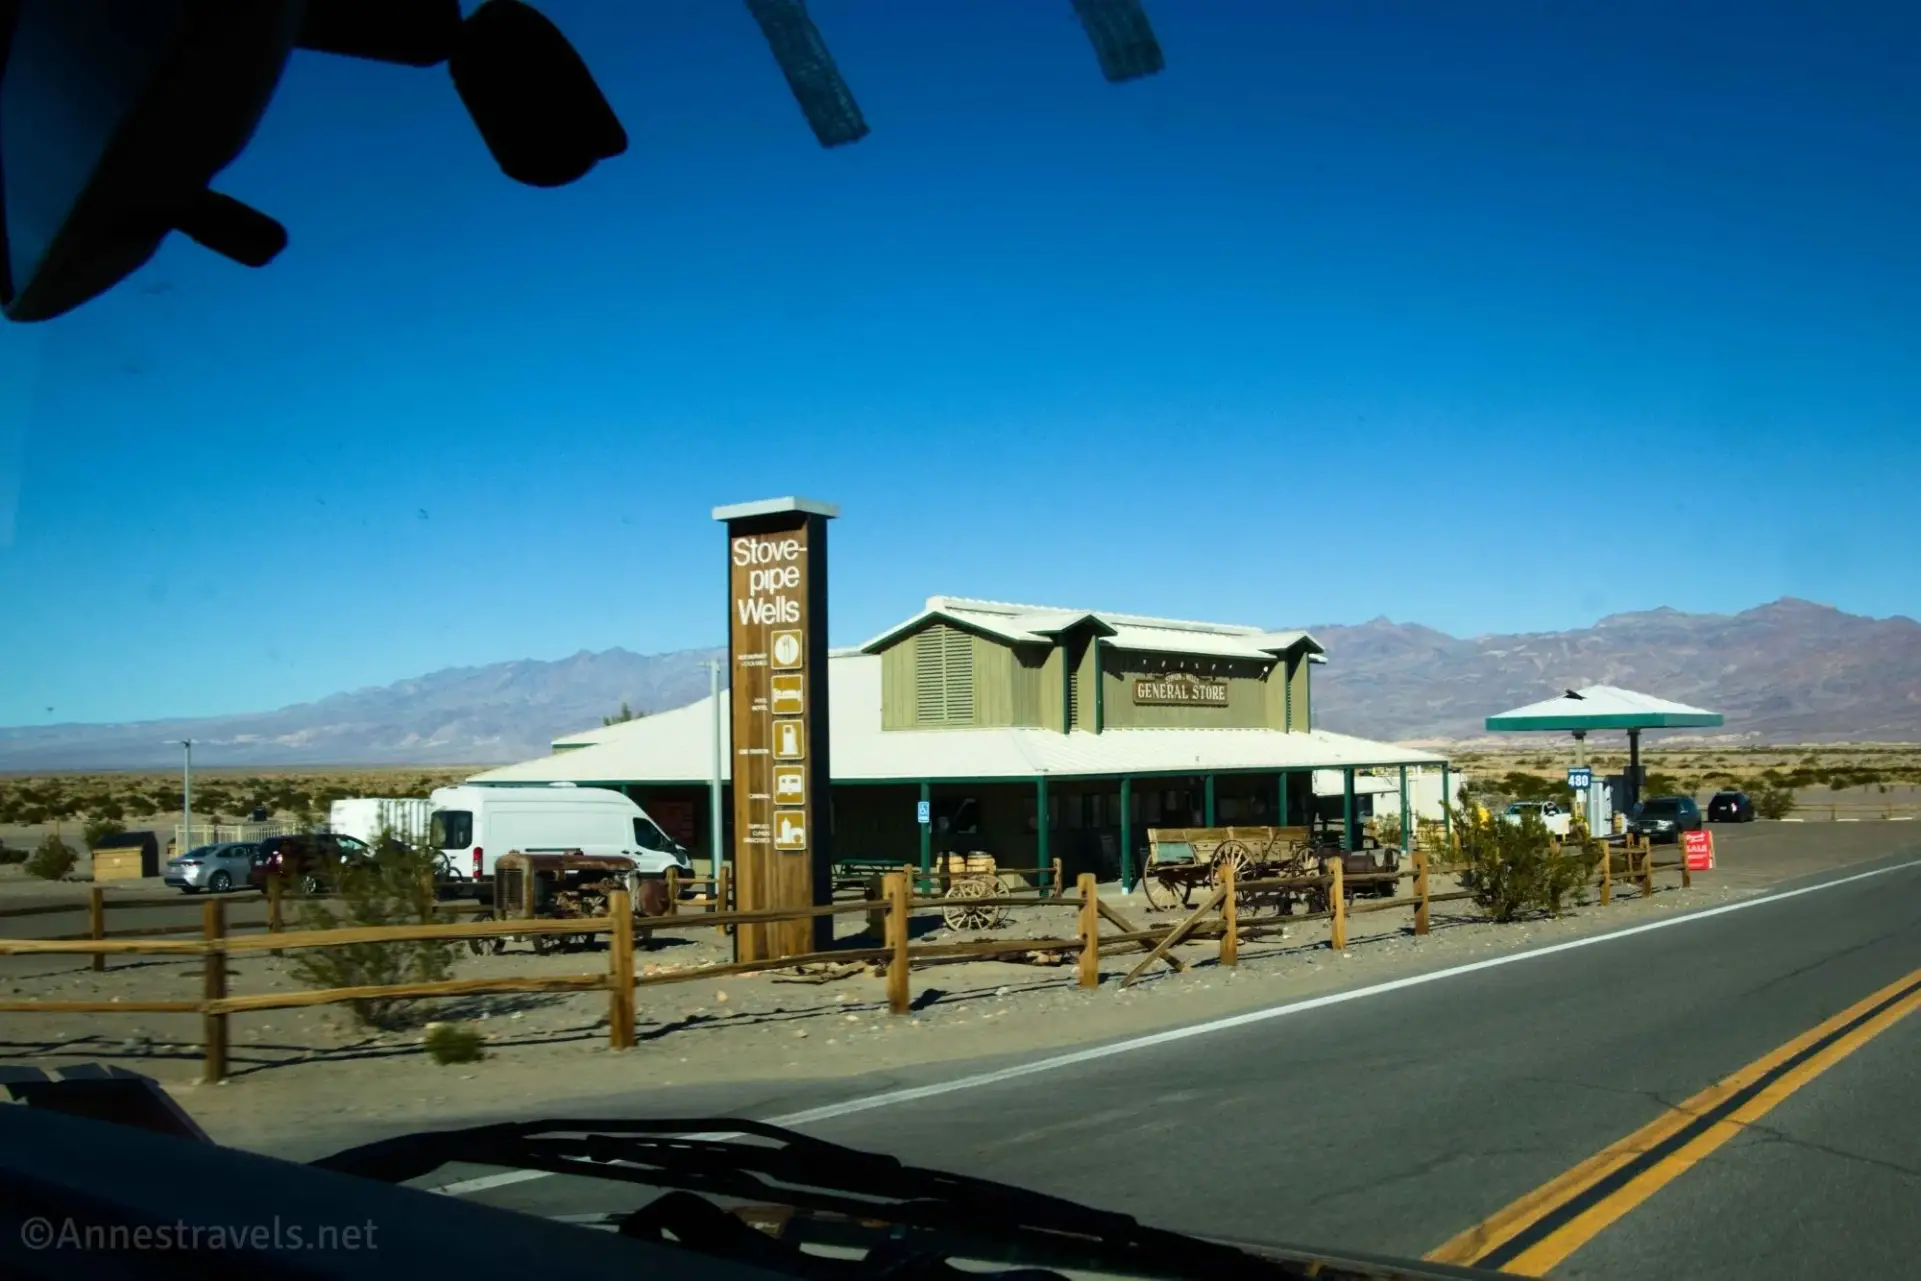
[314,1118,1497,1281]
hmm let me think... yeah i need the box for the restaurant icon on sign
[771,630,803,669]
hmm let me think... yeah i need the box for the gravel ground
[1,821,1914,1151]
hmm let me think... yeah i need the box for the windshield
[429,810,472,849]
[5,6,1915,1278]
[632,816,675,852]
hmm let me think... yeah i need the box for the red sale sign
[1684,829,1715,871]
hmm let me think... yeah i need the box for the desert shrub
[1753,787,1797,820]
[25,834,77,881]
[1373,813,1405,849]
[423,1022,486,1065]
[1451,791,1592,923]
[82,816,124,850]
[290,830,451,1030]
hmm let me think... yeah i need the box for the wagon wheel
[1140,865,1188,911]
[467,911,506,956]
[1210,840,1269,915]
[942,877,1006,931]
[533,929,591,955]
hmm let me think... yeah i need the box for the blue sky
[3,0,1918,725]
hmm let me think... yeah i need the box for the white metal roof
[481,652,1442,787]
[858,596,1325,662]
[1485,685,1724,732]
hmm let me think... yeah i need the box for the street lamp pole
[708,658,724,882]
[181,739,194,855]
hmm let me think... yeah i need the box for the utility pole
[708,658,724,881]
[181,739,194,855]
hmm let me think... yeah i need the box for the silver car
[163,842,258,893]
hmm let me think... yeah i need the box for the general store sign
[1132,672,1229,707]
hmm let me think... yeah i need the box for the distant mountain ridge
[1309,598,1921,743]
[3,598,1916,770]
[0,647,725,771]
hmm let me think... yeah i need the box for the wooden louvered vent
[915,625,975,725]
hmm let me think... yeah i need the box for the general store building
[471,597,1450,885]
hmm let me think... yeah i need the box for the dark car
[247,833,375,894]
[1627,795,1703,843]
[1707,790,1755,823]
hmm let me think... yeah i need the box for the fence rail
[0,837,1705,1082]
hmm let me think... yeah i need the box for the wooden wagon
[469,851,667,955]
[1141,825,1403,914]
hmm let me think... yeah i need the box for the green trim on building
[1035,775,1050,889]
[1484,710,1723,731]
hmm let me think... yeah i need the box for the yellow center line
[1426,964,1921,1275]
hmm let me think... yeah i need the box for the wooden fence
[0,839,1700,1082]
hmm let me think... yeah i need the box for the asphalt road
[433,846,1921,1279]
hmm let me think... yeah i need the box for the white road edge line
[437,854,1921,1197]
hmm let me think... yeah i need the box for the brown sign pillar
[713,496,838,962]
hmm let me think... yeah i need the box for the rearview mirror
[1,0,624,323]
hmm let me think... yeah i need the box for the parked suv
[1707,790,1755,823]
[248,833,375,894]
[1627,796,1703,843]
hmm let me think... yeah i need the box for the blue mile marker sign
[1568,766,1593,791]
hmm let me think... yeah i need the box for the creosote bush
[290,828,451,1030]
[25,834,77,881]
[1451,790,1593,923]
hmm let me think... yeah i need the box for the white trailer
[327,797,433,847]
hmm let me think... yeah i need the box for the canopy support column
[1342,767,1357,853]
[1120,776,1134,891]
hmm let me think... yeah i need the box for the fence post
[885,872,911,1014]
[1600,844,1612,906]
[202,899,228,1084]
[1219,859,1238,968]
[89,887,106,973]
[1639,846,1653,898]
[1414,847,1430,936]
[1330,858,1347,952]
[268,873,284,956]
[1052,857,1063,900]
[665,866,680,916]
[608,888,635,1050]
[1077,873,1100,988]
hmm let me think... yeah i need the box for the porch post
[1342,767,1357,853]
[1119,775,1134,891]
[1399,765,1410,852]
[1036,776,1050,890]
[1442,762,1453,847]
[918,780,932,893]
[1277,771,1290,827]
[1204,774,1217,827]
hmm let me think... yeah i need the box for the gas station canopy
[1485,686,1723,733]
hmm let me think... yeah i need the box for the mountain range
[1309,598,1921,744]
[2,599,1916,770]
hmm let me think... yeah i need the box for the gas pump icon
[774,719,804,760]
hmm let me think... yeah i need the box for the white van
[427,784,690,880]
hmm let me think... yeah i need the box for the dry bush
[290,830,451,1030]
